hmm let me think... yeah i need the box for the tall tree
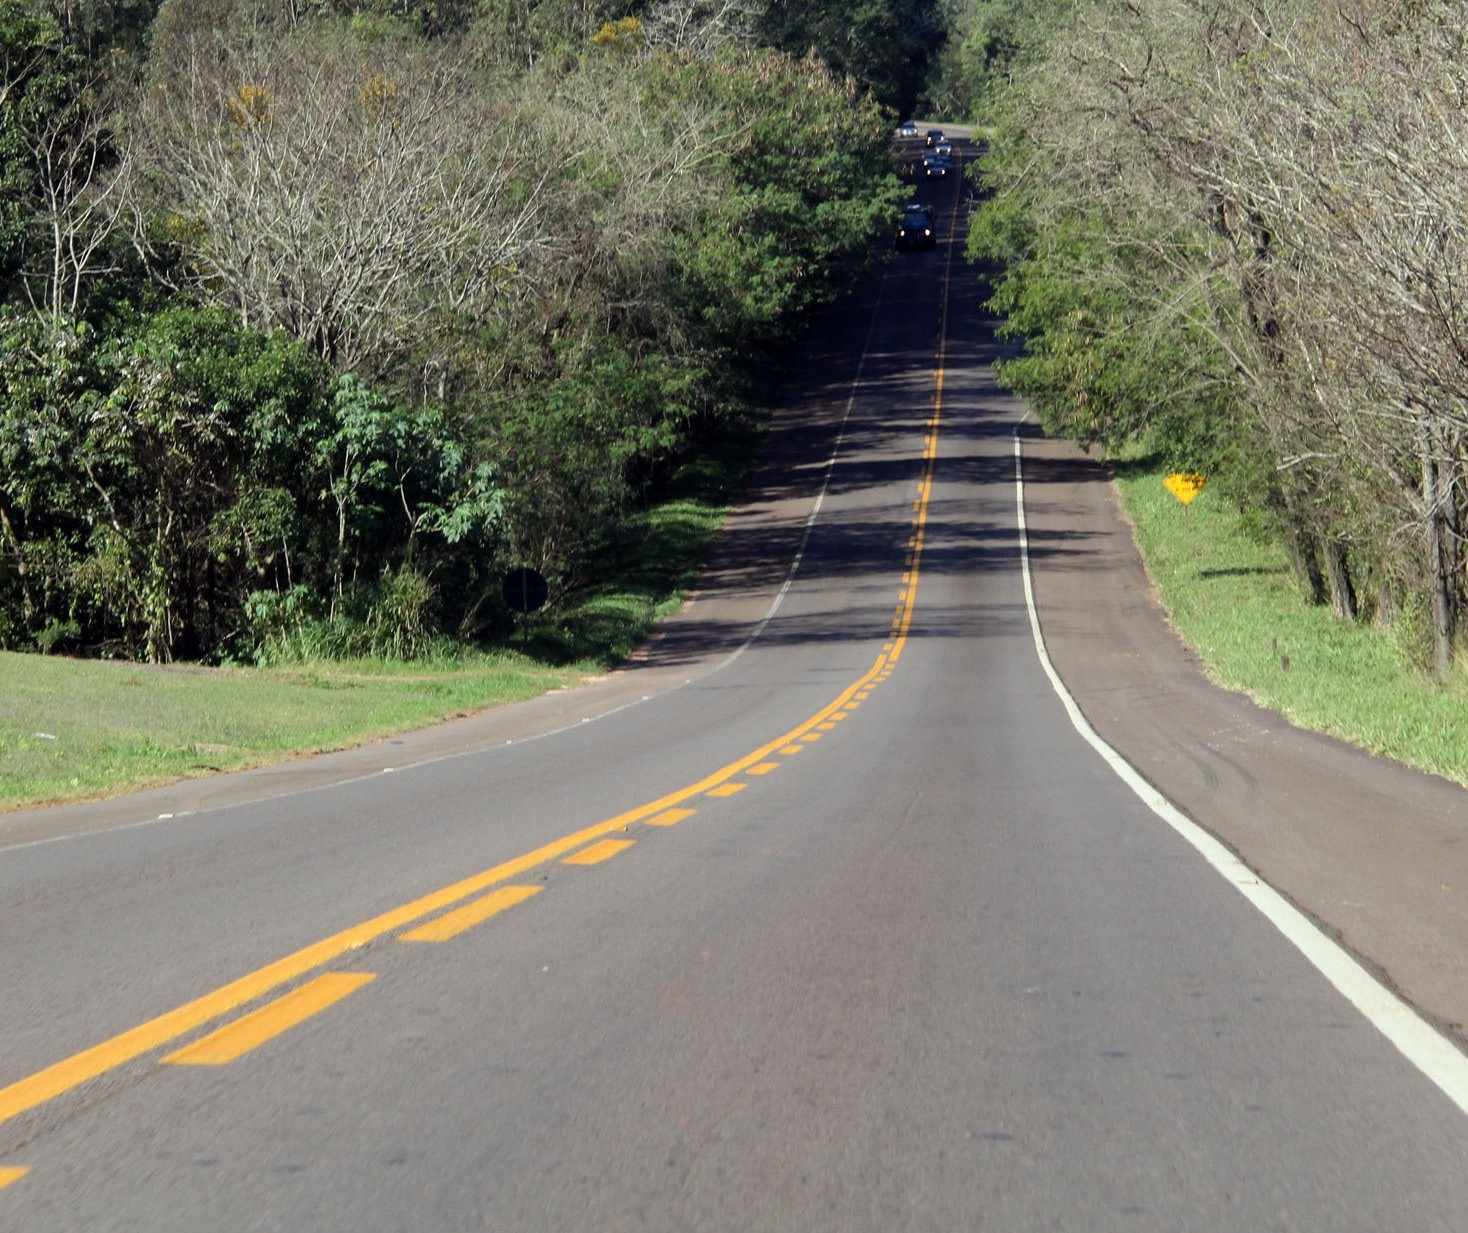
[758,0,947,116]
[136,17,551,390]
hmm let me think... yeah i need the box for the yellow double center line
[0,191,958,1138]
[0,646,903,1131]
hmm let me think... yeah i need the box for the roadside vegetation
[0,0,926,668]
[956,0,1468,777]
[0,406,755,810]
[0,0,952,811]
[12,0,1468,812]
[1116,458,1468,787]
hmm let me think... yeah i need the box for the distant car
[924,156,951,179]
[895,207,936,249]
[897,120,919,138]
[934,139,954,157]
[925,128,945,148]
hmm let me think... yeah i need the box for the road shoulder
[1021,426,1468,1044]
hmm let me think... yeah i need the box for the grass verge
[0,421,763,815]
[0,652,591,811]
[1114,455,1468,786]
[522,417,764,666]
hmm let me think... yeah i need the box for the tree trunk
[1320,534,1356,621]
[1284,515,1326,605]
[1422,428,1455,681]
[0,499,35,623]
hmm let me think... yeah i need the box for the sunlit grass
[1114,457,1468,785]
[0,651,591,810]
[0,422,762,814]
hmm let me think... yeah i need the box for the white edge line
[1012,423,1468,1117]
[0,692,670,854]
[708,267,893,675]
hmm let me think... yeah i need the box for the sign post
[502,567,549,645]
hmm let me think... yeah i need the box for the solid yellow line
[707,782,746,798]
[400,884,542,943]
[0,1167,28,1191]
[0,188,957,1130]
[563,838,635,865]
[0,652,881,1127]
[163,973,375,1067]
[646,807,697,827]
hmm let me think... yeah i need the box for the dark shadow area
[618,153,1123,670]
[1108,453,1165,481]
[1198,566,1288,580]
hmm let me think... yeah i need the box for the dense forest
[961,0,1468,681]
[0,0,947,663]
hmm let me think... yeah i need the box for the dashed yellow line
[400,885,542,944]
[163,973,375,1067]
[0,1168,27,1192]
[563,838,636,865]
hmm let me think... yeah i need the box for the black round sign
[502,567,549,615]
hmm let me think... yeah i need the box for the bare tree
[132,21,553,389]
[22,77,134,318]
[1047,0,1468,673]
[1193,1,1468,675]
[640,0,760,58]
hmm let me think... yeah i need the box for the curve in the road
[1012,422,1468,1119]
[0,199,969,1141]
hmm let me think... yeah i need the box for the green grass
[521,418,763,666]
[1114,456,1468,786]
[0,651,591,810]
[20,417,1460,812]
[0,420,762,814]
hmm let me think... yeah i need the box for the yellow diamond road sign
[1163,472,1206,505]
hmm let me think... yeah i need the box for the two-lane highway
[4,145,1468,1230]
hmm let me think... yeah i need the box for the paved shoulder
[1021,426,1468,1041]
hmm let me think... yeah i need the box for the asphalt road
[4,143,1468,1231]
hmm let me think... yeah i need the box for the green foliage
[246,567,450,664]
[971,146,1242,481]
[47,0,162,58]
[0,303,509,661]
[0,3,917,667]
[0,305,337,659]
[758,0,948,117]
[929,0,1077,117]
[486,343,698,581]
[662,49,905,346]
